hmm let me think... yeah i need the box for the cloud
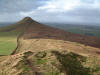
[0,0,46,22]
[0,0,43,13]
[20,11,35,17]
[37,0,80,12]
[0,0,100,25]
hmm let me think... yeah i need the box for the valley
[45,23,100,37]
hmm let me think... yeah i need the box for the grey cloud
[30,7,100,25]
[66,8,100,17]
[0,0,49,22]
[61,8,100,24]
[0,0,100,25]
[0,0,46,13]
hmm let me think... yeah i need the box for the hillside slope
[0,17,100,75]
[14,17,100,56]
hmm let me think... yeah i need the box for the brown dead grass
[16,38,100,57]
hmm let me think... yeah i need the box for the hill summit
[18,17,35,23]
[23,17,33,21]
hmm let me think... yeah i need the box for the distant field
[45,23,100,37]
[0,22,15,27]
[0,31,20,55]
[61,25,100,37]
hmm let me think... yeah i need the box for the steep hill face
[14,17,100,56]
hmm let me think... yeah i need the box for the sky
[0,0,100,25]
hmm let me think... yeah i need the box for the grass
[46,71,60,75]
[17,56,32,75]
[52,51,91,75]
[0,31,20,55]
[35,59,48,65]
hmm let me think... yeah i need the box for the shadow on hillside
[51,51,91,75]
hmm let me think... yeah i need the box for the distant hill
[0,17,100,54]
[0,17,100,75]
[0,22,15,27]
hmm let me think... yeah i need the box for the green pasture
[0,31,20,55]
